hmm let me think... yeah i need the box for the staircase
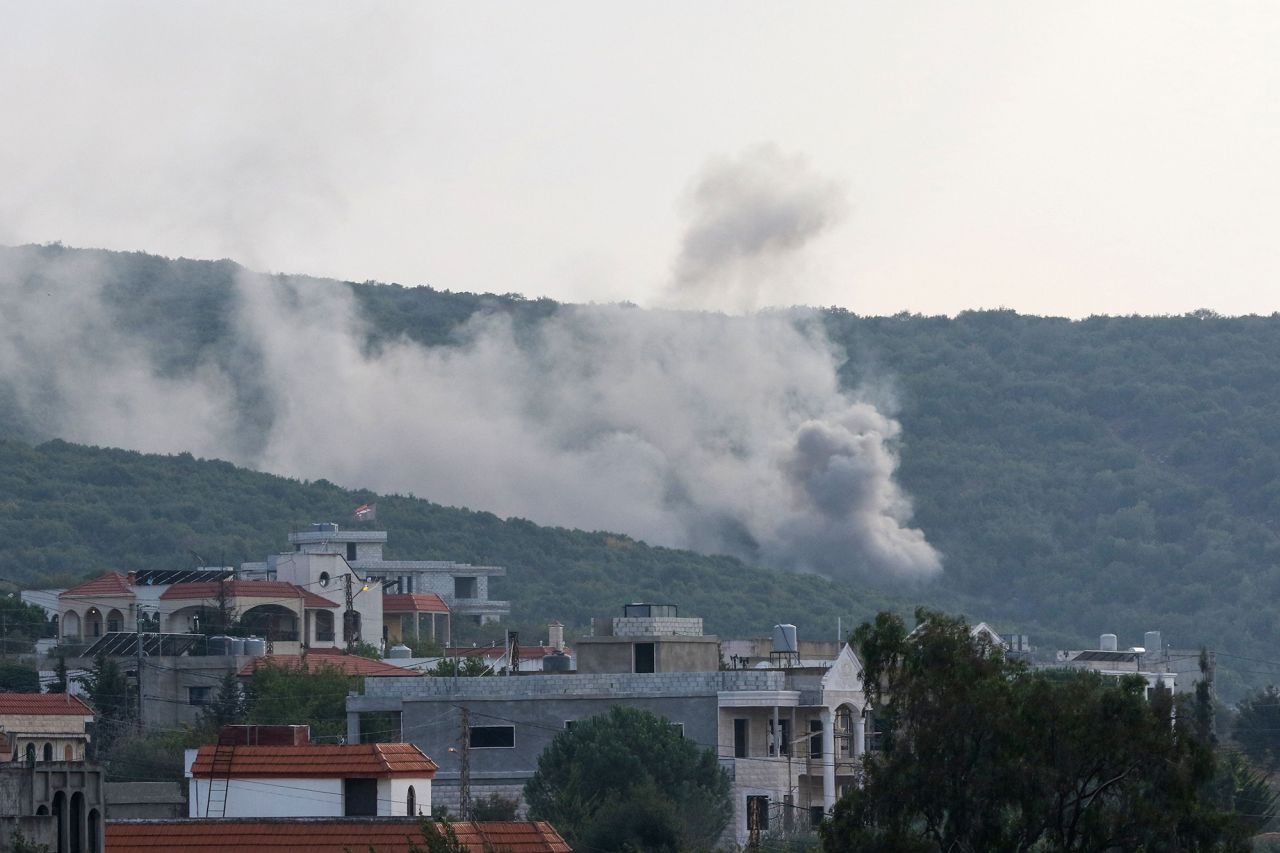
[203,730,238,817]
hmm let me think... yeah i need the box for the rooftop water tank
[387,644,412,659]
[772,624,799,655]
[207,635,232,656]
[243,637,267,657]
[543,650,572,673]
[1144,631,1162,655]
[228,637,246,656]
[1100,633,1118,652]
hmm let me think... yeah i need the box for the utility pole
[135,606,146,734]
[458,706,472,819]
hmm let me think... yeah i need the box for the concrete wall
[190,776,343,817]
[105,781,186,820]
[576,635,720,674]
[385,777,431,817]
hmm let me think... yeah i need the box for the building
[242,523,509,624]
[346,605,869,846]
[186,726,437,819]
[383,593,451,647]
[1051,630,1202,694]
[0,693,106,853]
[106,817,571,853]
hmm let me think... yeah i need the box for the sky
[3,2,1279,317]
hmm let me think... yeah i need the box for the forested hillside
[3,244,1279,698]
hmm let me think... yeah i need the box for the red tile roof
[189,743,437,779]
[382,593,450,614]
[105,819,571,853]
[237,652,420,678]
[160,581,338,609]
[0,693,95,716]
[59,572,134,599]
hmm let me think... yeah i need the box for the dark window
[346,543,357,561]
[670,722,684,738]
[810,806,825,828]
[344,778,378,816]
[469,726,515,748]
[188,686,212,706]
[315,610,335,642]
[809,719,823,759]
[43,743,53,762]
[634,642,655,673]
[768,718,791,756]
[25,743,35,764]
[747,795,769,832]
[564,721,576,731]
[454,577,478,599]
[407,785,416,816]
[734,718,748,758]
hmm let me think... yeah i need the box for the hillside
[2,244,1280,698]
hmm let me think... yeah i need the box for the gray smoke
[0,243,940,580]
[666,144,847,312]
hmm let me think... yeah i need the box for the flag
[353,502,376,522]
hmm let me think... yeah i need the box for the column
[854,711,866,759]
[821,708,836,813]
[772,706,781,757]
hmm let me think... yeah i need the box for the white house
[186,740,436,819]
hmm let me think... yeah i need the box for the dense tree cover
[0,662,40,692]
[1233,687,1280,773]
[524,705,731,852]
[244,660,355,741]
[0,596,52,654]
[823,610,1269,853]
[6,246,1280,697]
[80,653,131,754]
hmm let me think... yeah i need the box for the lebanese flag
[353,503,376,521]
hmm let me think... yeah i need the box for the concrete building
[347,606,868,846]
[1051,631,1203,694]
[242,523,509,624]
[0,694,106,853]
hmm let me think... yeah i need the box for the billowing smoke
[666,144,847,312]
[0,244,940,581]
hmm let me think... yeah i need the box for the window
[344,778,378,816]
[669,722,685,738]
[188,686,212,706]
[43,743,53,762]
[346,543,357,561]
[454,577,478,599]
[734,718,749,758]
[318,571,330,588]
[768,718,791,756]
[25,743,35,764]
[315,610,335,642]
[809,719,823,759]
[65,744,73,761]
[747,795,769,832]
[810,806,825,828]
[469,726,515,749]
[564,721,576,731]
[407,785,416,816]
[634,642,655,673]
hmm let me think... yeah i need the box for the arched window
[25,743,36,764]
[65,744,74,761]
[43,742,53,762]
[406,785,416,816]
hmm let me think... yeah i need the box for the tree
[524,705,731,852]
[822,609,1258,853]
[427,657,491,678]
[1234,686,1280,773]
[47,655,68,694]
[79,653,130,753]
[245,661,354,741]
[201,670,248,731]
[0,662,40,692]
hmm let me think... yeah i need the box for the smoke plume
[666,144,847,312]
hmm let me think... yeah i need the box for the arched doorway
[62,611,81,642]
[241,604,299,642]
[106,609,124,633]
[84,608,102,639]
[70,791,84,853]
[43,742,53,762]
[87,808,101,853]
[52,791,65,853]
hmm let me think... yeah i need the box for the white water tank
[229,637,246,656]
[1144,631,1162,655]
[772,624,799,655]
[243,637,267,657]
[1100,633,1118,652]
[387,644,412,659]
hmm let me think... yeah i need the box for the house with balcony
[0,693,105,853]
[241,523,509,625]
[346,604,869,846]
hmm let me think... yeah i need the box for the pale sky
[3,2,1279,317]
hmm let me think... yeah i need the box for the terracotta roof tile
[381,593,450,614]
[0,693,95,716]
[159,581,337,608]
[59,572,134,599]
[237,653,420,678]
[105,819,571,853]
[190,743,436,779]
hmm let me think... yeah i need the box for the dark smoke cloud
[667,144,847,312]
